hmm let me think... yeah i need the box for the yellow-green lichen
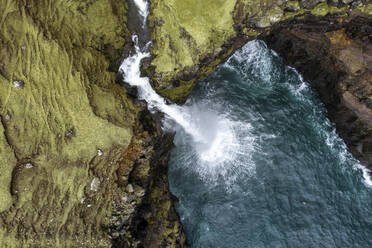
[286,0,301,11]
[158,80,196,104]
[310,2,346,16]
[283,2,346,19]
[0,228,110,248]
[0,120,16,212]
[358,3,372,15]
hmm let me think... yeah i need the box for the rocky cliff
[0,0,371,247]
[144,0,371,103]
[144,0,372,169]
[0,0,184,247]
[263,14,372,172]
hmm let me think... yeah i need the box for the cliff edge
[145,0,372,173]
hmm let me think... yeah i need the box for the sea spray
[119,35,254,177]
[168,40,372,248]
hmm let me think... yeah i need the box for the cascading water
[120,0,249,169]
[122,1,372,247]
[132,0,149,26]
[119,34,252,171]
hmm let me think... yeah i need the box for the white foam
[360,165,372,187]
[195,114,240,164]
[133,0,149,26]
[120,36,245,171]
[171,116,256,186]
[286,67,309,98]
[224,40,372,189]
[120,37,200,141]
[120,1,251,179]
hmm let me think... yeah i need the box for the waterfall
[119,0,245,168]
[119,33,243,164]
[119,35,204,143]
[119,35,252,174]
[120,0,372,187]
[133,0,149,26]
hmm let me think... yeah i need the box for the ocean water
[167,40,372,248]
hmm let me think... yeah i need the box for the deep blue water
[167,40,372,248]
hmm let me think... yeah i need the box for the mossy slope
[149,0,236,83]
[0,0,137,247]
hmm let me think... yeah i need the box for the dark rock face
[263,15,372,171]
[129,134,187,248]
[111,109,186,248]
[299,0,326,9]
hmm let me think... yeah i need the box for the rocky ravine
[0,0,185,247]
[0,0,371,247]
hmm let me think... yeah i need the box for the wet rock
[65,128,75,139]
[124,84,138,98]
[90,177,100,192]
[328,0,339,6]
[116,73,139,98]
[126,184,134,193]
[25,163,33,169]
[12,80,24,88]
[1,0,369,247]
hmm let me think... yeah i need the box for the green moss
[310,2,346,16]
[0,120,16,212]
[0,228,110,248]
[242,28,259,37]
[358,3,372,15]
[283,2,346,19]
[149,0,237,88]
[158,80,196,104]
[286,0,300,11]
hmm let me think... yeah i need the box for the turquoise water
[167,40,372,248]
